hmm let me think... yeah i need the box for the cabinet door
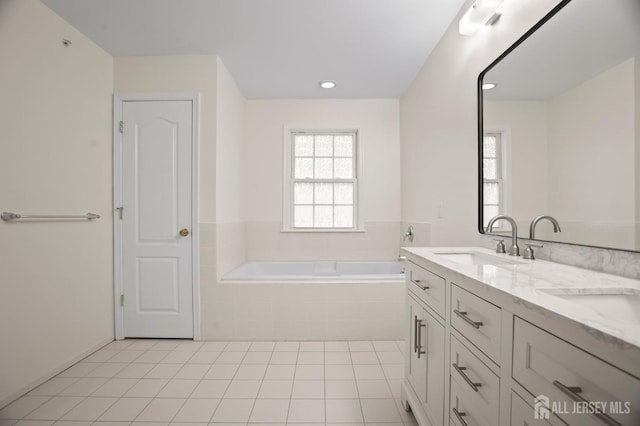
[408,294,446,425]
[407,294,427,405]
[423,306,445,426]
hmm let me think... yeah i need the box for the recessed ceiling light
[319,80,336,89]
[482,83,497,90]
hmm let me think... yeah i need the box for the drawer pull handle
[454,309,483,329]
[453,363,482,392]
[553,380,622,426]
[416,319,426,358]
[412,279,430,291]
[452,408,468,426]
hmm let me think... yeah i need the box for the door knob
[179,228,190,237]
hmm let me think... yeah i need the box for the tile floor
[0,340,417,426]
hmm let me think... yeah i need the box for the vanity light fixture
[319,80,336,89]
[459,0,504,36]
[482,82,497,90]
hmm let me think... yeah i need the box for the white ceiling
[40,0,465,99]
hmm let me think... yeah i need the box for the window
[483,132,504,228]
[284,130,359,230]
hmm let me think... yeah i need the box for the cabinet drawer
[450,284,501,362]
[513,317,640,426]
[450,336,499,426]
[510,391,564,426]
[407,261,446,317]
[450,377,491,426]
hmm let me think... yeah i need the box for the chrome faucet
[486,215,520,256]
[529,215,561,239]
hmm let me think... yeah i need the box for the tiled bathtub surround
[480,235,640,280]
[202,281,405,341]
[215,222,246,280]
[0,339,417,425]
[200,224,406,341]
[245,221,402,262]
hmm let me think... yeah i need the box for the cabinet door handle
[413,316,418,353]
[452,408,468,426]
[412,278,429,291]
[453,363,482,392]
[416,319,426,358]
[454,309,483,329]
[553,380,622,426]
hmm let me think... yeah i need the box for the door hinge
[120,294,124,306]
[116,207,123,220]
[119,121,124,133]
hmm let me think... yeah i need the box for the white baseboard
[0,336,114,409]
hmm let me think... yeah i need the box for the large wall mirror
[478,0,640,252]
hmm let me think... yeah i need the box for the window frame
[282,127,364,232]
[482,128,512,230]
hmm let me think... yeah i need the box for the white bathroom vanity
[401,247,640,426]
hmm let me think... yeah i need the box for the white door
[121,100,194,338]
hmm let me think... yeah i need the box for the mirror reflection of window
[482,132,504,228]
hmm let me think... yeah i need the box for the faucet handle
[492,239,506,254]
[403,225,414,242]
[523,243,543,260]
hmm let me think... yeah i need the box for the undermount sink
[539,288,640,325]
[433,251,526,267]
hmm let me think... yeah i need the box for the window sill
[280,228,366,234]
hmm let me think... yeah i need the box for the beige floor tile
[325,380,359,399]
[0,397,51,420]
[91,379,138,397]
[326,399,363,423]
[248,399,289,423]
[287,399,325,423]
[123,379,168,398]
[223,380,261,399]
[24,397,83,420]
[133,398,184,422]
[60,398,117,421]
[28,379,77,397]
[257,380,293,399]
[291,381,324,399]
[190,380,230,398]
[171,399,219,423]
[360,399,402,423]
[97,398,151,422]
[156,379,198,398]
[210,399,254,423]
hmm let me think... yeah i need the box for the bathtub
[222,260,404,282]
[214,261,406,341]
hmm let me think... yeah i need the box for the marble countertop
[402,246,640,350]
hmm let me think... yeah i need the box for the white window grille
[283,130,360,230]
